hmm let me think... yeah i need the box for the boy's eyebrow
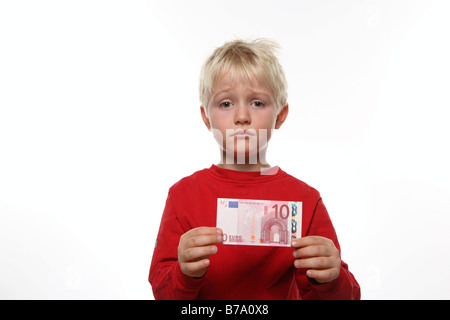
[249,90,272,99]
[212,88,272,100]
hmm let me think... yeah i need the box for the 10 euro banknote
[216,198,301,247]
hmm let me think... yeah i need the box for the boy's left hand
[292,236,341,284]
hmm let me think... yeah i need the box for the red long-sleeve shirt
[149,164,360,299]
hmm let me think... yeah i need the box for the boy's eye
[220,102,232,108]
[252,101,265,107]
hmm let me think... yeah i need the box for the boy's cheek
[211,128,226,146]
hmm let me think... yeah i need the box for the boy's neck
[217,151,272,172]
[216,163,272,172]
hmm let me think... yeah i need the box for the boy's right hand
[178,227,223,278]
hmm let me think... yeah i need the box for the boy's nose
[234,104,251,125]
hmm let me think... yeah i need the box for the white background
[1,0,449,299]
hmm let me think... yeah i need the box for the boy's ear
[200,106,211,130]
[275,104,289,129]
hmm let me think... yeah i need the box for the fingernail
[217,234,223,242]
[204,259,210,266]
[291,239,297,246]
[293,251,297,258]
[211,246,217,254]
[216,228,223,235]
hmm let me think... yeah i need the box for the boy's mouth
[230,129,256,138]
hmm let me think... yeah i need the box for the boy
[149,39,360,299]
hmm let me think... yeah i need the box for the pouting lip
[230,129,256,137]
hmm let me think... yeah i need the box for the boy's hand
[178,227,223,278]
[292,236,341,283]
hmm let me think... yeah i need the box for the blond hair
[199,38,288,115]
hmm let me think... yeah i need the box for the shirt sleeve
[295,197,361,300]
[148,191,204,299]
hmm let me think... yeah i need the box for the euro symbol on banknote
[216,198,301,247]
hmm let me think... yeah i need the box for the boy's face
[200,73,288,163]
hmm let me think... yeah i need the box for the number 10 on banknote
[216,198,301,247]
